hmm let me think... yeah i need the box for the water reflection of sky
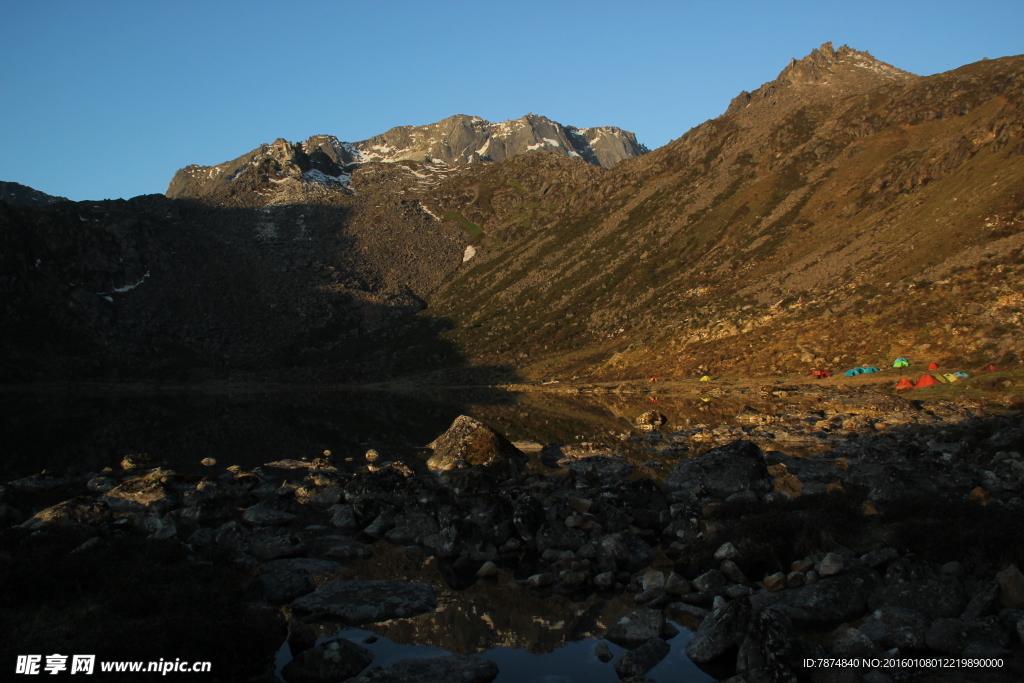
[277,624,715,683]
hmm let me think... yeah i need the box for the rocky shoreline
[2,388,1024,682]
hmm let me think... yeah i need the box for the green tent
[893,357,909,368]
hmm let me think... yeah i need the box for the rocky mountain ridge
[166,113,647,202]
[2,44,1023,383]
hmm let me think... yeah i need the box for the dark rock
[311,535,372,561]
[281,638,373,683]
[426,416,526,475]
[963,580,1001,620]
[828,624,881,656]
[752,568,882,624]
[926,618,969,654]
[868,576,967,619]
[292,580,437,624]
[664,440,773,498]
[22,497,111,528]
[614,637,670,678]
[693,569,728,592]
[685,597,751,663]
[535,525,587,552]
[103,473,178,512]
[248,528,308,561]
[736,607,799,682]
[258,558,342,605]
[242,503,296,526]
[604,608,668,649]
[996,564,1024,608]
[350,655,498,683]
[857,606,929,649]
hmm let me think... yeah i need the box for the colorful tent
[699,375,711,382]
[893,357,910,368]
[916,373,942,388]
[811,370,831,379]
[943,373,960,383]
[927,361,940,370]
[845,367,866,376]
[895,378,915,390]
[862,366,880,373]
[953,372,969,379]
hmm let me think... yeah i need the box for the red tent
[811,370,831,379]
[927,361,940,370]
[895,378,915,390]
[916,373,942,388]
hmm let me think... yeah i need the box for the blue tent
[844,367,865,376]
[863,366,880,373]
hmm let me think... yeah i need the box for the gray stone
[476,561,499,578]
[818,553,845,577]
[329,504,359,530]
[868,576,967,619]
[605,608,667,649]
[736,607,799,681]
[641,570,665,590]
[614,637,670,678]
[685,597,751,663]
[664,440,774,498]
[963,580,1001,620]
[763,572,787,592]
[829,624,881,656]
[291,580,437,624]
[103,474,178,512]
[858,606,929,649]
[715,542,739,560]
[665,572,692,595]
[258,558,342,605]
[248,528,308,561]
[594,571,615,589]
[721,560,748,584]
[926,618,969,654]
[667,602,708,620]
[312,535,372,561]
[350,655,498,683]
[595,640,613,662]
[242,503,296,526]
[282,638,373,683]
[860,548,899,569]
[752,568,882,624]
[693,569,727,592]
[22,497,111,528]
[996,564,1024,608]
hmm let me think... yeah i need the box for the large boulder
[258,558,343,605]
[751,568,882,624]
[685,597,751,663]
[282,638,373,683]
[664,440,773,498]
[426,416,526,474]
[605,608,674,649]
[867,576,967,619]
[291,580,437,624]
[21,497,112,528]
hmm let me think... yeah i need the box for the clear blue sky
[2,0,1021,201]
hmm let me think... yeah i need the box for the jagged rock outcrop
[166,113,647,201]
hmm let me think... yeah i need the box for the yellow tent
[699,375,711,382]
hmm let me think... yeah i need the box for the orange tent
[895,378,915,390]
[916,373,941,388]
[927,361,940,370]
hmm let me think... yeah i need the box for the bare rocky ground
[3,379,1024,683]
